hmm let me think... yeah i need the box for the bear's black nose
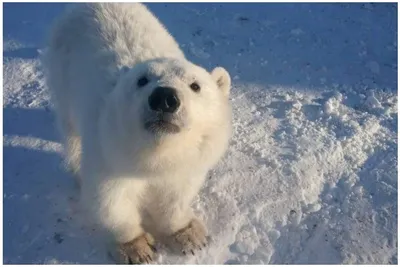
[148,87,180,113]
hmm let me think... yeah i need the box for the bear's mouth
[144,120,180,134]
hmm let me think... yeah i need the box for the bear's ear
[211,67,231,97]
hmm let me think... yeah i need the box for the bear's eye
[137,76,149,87]
[190,82,201,92]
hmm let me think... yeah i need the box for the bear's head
[102,58,232,175]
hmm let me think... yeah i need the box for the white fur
[42,3,231,245]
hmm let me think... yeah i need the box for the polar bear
[42,3,231,264]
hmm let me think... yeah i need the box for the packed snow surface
[3,3,397,264]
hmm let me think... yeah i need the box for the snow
[3,2,397,264]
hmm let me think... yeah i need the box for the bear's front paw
[111,233,157,264]
[171,218,208,256]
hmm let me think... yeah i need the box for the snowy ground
[3,3,398,264]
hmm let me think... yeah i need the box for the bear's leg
[147,201,208,255]
[95,184,157,264]
[56,111,82,185]
[64,134,82,179]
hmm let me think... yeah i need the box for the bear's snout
[148,87,180,113]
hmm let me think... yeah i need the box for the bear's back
[90,3,185,66]
[49,3,185,67]
[43,3,186,122]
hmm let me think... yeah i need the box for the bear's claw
[172,218,208,256]
[112,233,156,264]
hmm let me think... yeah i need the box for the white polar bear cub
[42,3,231,264]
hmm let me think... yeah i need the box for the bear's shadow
[3,107,112,264]
[4,107,58,142]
